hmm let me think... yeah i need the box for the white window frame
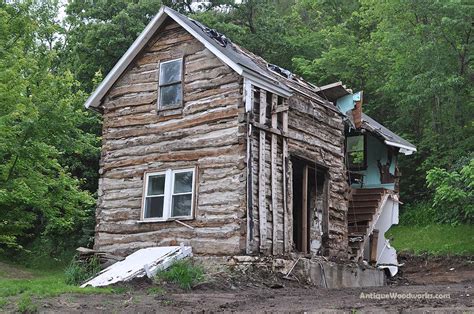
[141,168,195,222]
[158,58,183,110]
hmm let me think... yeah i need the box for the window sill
[137,217,193,224]
[158,106,183,117]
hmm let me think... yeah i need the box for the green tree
[0,2,98,254]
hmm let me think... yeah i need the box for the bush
[64,256,101,285]
[426,158,473,224]
[156,259,204,290]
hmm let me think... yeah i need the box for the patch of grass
[17,294,37,313]
[0,261,113,299]
[0,297,7,309]
[387,224,474,255]
[147,286,165,295]
[64,256,101,285]
[156,259,204,290]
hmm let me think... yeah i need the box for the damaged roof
[84,6,332,109]
[361,113,417,155]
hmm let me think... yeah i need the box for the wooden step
[348,231,366,237]
[349,200,380,208]
[348,225,368,233]
[349,241,361,248]
[352,188,385,195]
[348,208,376,215]
[348,214,374,223]
[352,194,383,201]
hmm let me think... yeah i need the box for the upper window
[142,168,195,221]
[158,58,183,109]
[347,135,366,170]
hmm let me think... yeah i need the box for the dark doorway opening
[292,157,329,254]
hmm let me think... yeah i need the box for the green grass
[0,259,114,312]
[17,294,37,313]
[0,269,111,298]
[156,259,204,290]
[387,224,474,255]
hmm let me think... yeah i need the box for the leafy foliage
[0,2,98,255]
[426,158,473,224]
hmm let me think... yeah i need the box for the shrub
[156,259,204,290]
[64,256,101,285]
[426,158,473,224]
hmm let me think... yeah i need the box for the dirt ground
[7,254,474,313]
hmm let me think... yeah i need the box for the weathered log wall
[95,18,246,256]
[287,94,348,257]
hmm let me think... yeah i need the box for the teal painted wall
[351,134,397,190]
[336,91,362,115]
[336,94,354,114]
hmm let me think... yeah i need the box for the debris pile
[76,247,124,269]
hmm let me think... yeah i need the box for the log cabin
[85,6,415,274]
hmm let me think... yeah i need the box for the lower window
[346,134,366,170]
[142,168,195,221]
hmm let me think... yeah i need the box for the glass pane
[144,196,164,218]
[347,135,364,152]
[174,171,193,193]
[349,151,365,167]
[171,194,192,217]
[160,84,182,108]
[159,59,182,85]
[147,174,165,196]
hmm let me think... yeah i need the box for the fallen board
[81,245,192,288]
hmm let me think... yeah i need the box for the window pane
[171,194,192,217]
[160,84,182,108]
[174,171,193,193]
[159,60,182,85]
[347,135,364,152]
[147,174,165,196]
[349,151,365,167]
[144,196,164,218]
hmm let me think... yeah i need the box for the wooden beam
[302,164,308,254]
[271,94,278,255]
[272,105,289,114]
[369,229,379,264]
[258,90,267,252]
[251,121,288,138]
[282,103,289,253]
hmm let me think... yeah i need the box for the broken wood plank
[369,229,379,264]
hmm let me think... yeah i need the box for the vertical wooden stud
[302,164,309,254]
[271,94,278,255]
[258,90,267,252]
[245,84,254,254]
[282,102,289,253]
